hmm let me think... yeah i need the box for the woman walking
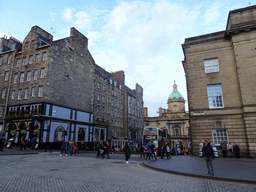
[227,142,233,158]
[124,141,131,164]
[60,140,68,156]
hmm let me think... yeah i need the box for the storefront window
[78,128,86,141]
[54,126,65,142]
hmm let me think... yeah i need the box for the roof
[168,83,184,100]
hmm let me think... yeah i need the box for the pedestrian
[73,142,80,155]
[20,136,24,151]
[60,140,68,156]
[227,142,233,158]
[105,141,110,159]
[233,143,240,158]
[145,142,151,161]
[220,139,227,158]
[45,139,52,153]
[0,135,5,151]
[185,147,189,156]
[124,141,131,164]
[23,138,28,150]
[150,141,158,161]
[161,142,167,159]
[31,137,36,150]
[202,140,215,177]
[140,144,145,160]
[69,139,74,156]
[96,141,103,158]
[166,145,171,159]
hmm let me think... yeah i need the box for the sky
[0,0,253,117]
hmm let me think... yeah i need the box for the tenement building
[0,26,103,149]
[144,82,189,148]
[93,65,125,142]
[124,84,144,147]
[0,25,144,149]
[182,5,256,157]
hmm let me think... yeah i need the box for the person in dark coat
[161,142,167,159]
[202,140,215,177]
[233,143,240,158]
[45,139,52,153]
[124,141,131,164]
[23,138,28,150]
[140,144,145,160]
[105,141,110,159]
[220,139,227,158]
[20,136,24,151]
[60,140,68,156]
[150,141,157,161]
[0,136,5,151]
[31,137,36,150]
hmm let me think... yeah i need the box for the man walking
[202,140,215,177]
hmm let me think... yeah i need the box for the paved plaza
[0,152,256,192]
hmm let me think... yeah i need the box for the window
[102,96,105,102]
[20,72,24,82]
[24,42,29,50]
[207,84,224,108]
[212,129,228,145]
[17,89,22,100]
[98,82,101,89]
[39,39,47,46]
[1,88,6,98]
[103,85,105,91]
[0,57,2,65]
[97,94,100,100]
[35,54,40,63]
[22,57,26,66]
[54,127,65,142]
[78,128,86,141]
[24,88,29,99]
[31,40,35,49]
[11,90,15,99]
[7,55,12,64]
[29,55,33,64]
[27,71,31,81]
[204,58,219,73]
[173,125,181,136]
[38,86,43,97]
[4,71,9,81]
[40,68,45,78]
[34,69,38,80]
[16,59,20,67]
[14,73,18,83]
[42,52,47,62]
[31,87,35,97]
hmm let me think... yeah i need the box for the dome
[169,91,184,100]
[168,81,184,100]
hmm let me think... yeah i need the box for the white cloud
[86,31,102,46]
[62,8,74,22]
[50,12,57,21]
[74,11,91,30]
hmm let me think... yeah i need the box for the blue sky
[0,0,253,116]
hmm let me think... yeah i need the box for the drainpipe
[3,50,16,131]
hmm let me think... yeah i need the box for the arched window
[54,126,65,142]
[78,128,86,141]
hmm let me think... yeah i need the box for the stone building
[93,65,125,141]
[0,25,145,149]
[124,84,144,143]
[182,5,256,157]
[0,26,104,149]
[144,82,189,148]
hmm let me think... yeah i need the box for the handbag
[73,146,78,151]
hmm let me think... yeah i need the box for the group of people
[59,139,80,156]
[96,141,111,159]
[220,139,240,158]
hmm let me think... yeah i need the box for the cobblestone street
[0,153,256,192]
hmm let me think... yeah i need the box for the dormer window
[39,38,47,46]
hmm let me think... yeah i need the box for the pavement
[1,147,256,184]
[143,155,256,184]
